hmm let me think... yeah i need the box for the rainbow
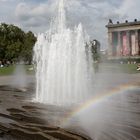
[62,84,140,124]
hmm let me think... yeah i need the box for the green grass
[0,63,139,76]
[99,63,140,74]
[119,64,139,73]
[0,65,15,75]
[0,65,34,76]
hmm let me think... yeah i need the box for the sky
[0,0,140,49]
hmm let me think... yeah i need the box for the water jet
[34,0,94,105]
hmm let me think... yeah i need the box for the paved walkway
[0,75,35,85]
[0,73,139,88]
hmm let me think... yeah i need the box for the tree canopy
[0,23,36,64]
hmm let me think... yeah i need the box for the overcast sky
[0,0,140,49]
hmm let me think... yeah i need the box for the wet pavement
[0,74,139,140]
[0,84,90,140]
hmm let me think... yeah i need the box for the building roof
[106,20,140,28]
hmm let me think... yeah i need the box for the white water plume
[33,0,94,105]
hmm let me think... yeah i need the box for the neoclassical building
[106,19,140,58]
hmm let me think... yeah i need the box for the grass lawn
[99,63,140,74]
[0,63,139,76]
[0,65,34,76]
[119,64,139,73]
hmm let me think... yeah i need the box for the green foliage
[21,31,37,64]
[0,23,36,64]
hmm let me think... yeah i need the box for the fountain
[0,0,140,140]
[34,0,94,105]
[0,0,92,139]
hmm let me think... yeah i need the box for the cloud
[13,0,131,48]
[0,0,13,1]
[115,0,140,21]
[14,0,58,32]
[1,0,140,48]
[63,0,122,47]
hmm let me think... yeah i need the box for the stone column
[122,31,127,56]
[117,31,121,56]
[126,31,130,55]
[108,31,113,56]
[135,30,139,55]
[131,31,136,56]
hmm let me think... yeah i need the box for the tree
[0,23,36,64]
[22,31,37,64]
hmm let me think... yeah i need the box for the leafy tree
[6,41,23,61]
[0,23,36,64]
[22,31,37,64]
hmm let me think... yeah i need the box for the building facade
[106,19,140,59]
